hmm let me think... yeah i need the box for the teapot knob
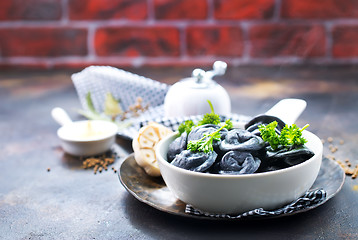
[192,68,206,83]
[204,61,227,80]
[212,61,227,76]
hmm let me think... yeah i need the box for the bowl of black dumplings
[156,116,323,214]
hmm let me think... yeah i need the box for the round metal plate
[119,154,345,220]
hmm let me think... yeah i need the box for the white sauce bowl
[156,130,322,214]
[57,120,118,156]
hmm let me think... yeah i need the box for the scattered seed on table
[326,138,357,179]
[81,150,118,175]
[330,146,338,153]
[352,165,358,179]
[346,168,354,175]
[94,165,99,174]
[345,159,352,167]
[336,160,345,168]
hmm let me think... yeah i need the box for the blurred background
[1,0,358,70]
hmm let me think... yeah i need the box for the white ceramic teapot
[164,61,231,117]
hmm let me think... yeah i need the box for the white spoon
[264,98,307,125]
[51,107,73,126]
[243,98,307,131]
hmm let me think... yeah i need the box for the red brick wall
[1,0,358,69]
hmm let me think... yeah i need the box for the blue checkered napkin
[118,109,251,139]
[71,66,170,139]
[72,66,169,113]
[139,113,251,132]
[185,188,326,219]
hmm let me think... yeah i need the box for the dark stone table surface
[1,66,358,239]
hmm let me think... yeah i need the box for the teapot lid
[179,61,227,89]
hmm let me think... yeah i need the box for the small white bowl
[156,130,323,214]
[57,120,118,156]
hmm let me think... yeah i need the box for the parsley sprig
[187,125,226,153]
[177,100,233,153]
[177,100,233,135]
[258,121,309,151]
[197,100,221,126]
[223,119,233,130]
[178,120,195,135]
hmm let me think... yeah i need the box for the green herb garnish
[197,100,221,126]
[258,121,309,151]
[104,92,123,120]
[224,119,233,130]
[77,92,110,121]
[77,92,132,130]
[178,100,233,152]
[178,100,232,135]
[178,120,194,135]
[280,123,309,147]
[258,121,281,150]
[187,125,226,153]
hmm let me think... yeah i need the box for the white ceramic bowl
[57,120,118,156]
[156,130,323,214]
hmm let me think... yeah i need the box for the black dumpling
[258,146,315,172]
[218,151,261,175]
[188,124,221,141]
[245,115,286,136]
[171,149,217,172]
[188,124,226,151]
[219,129,265,152]
[265,146,315,167]
[167,132,188,163]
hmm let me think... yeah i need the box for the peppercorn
[81,150,118,175]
